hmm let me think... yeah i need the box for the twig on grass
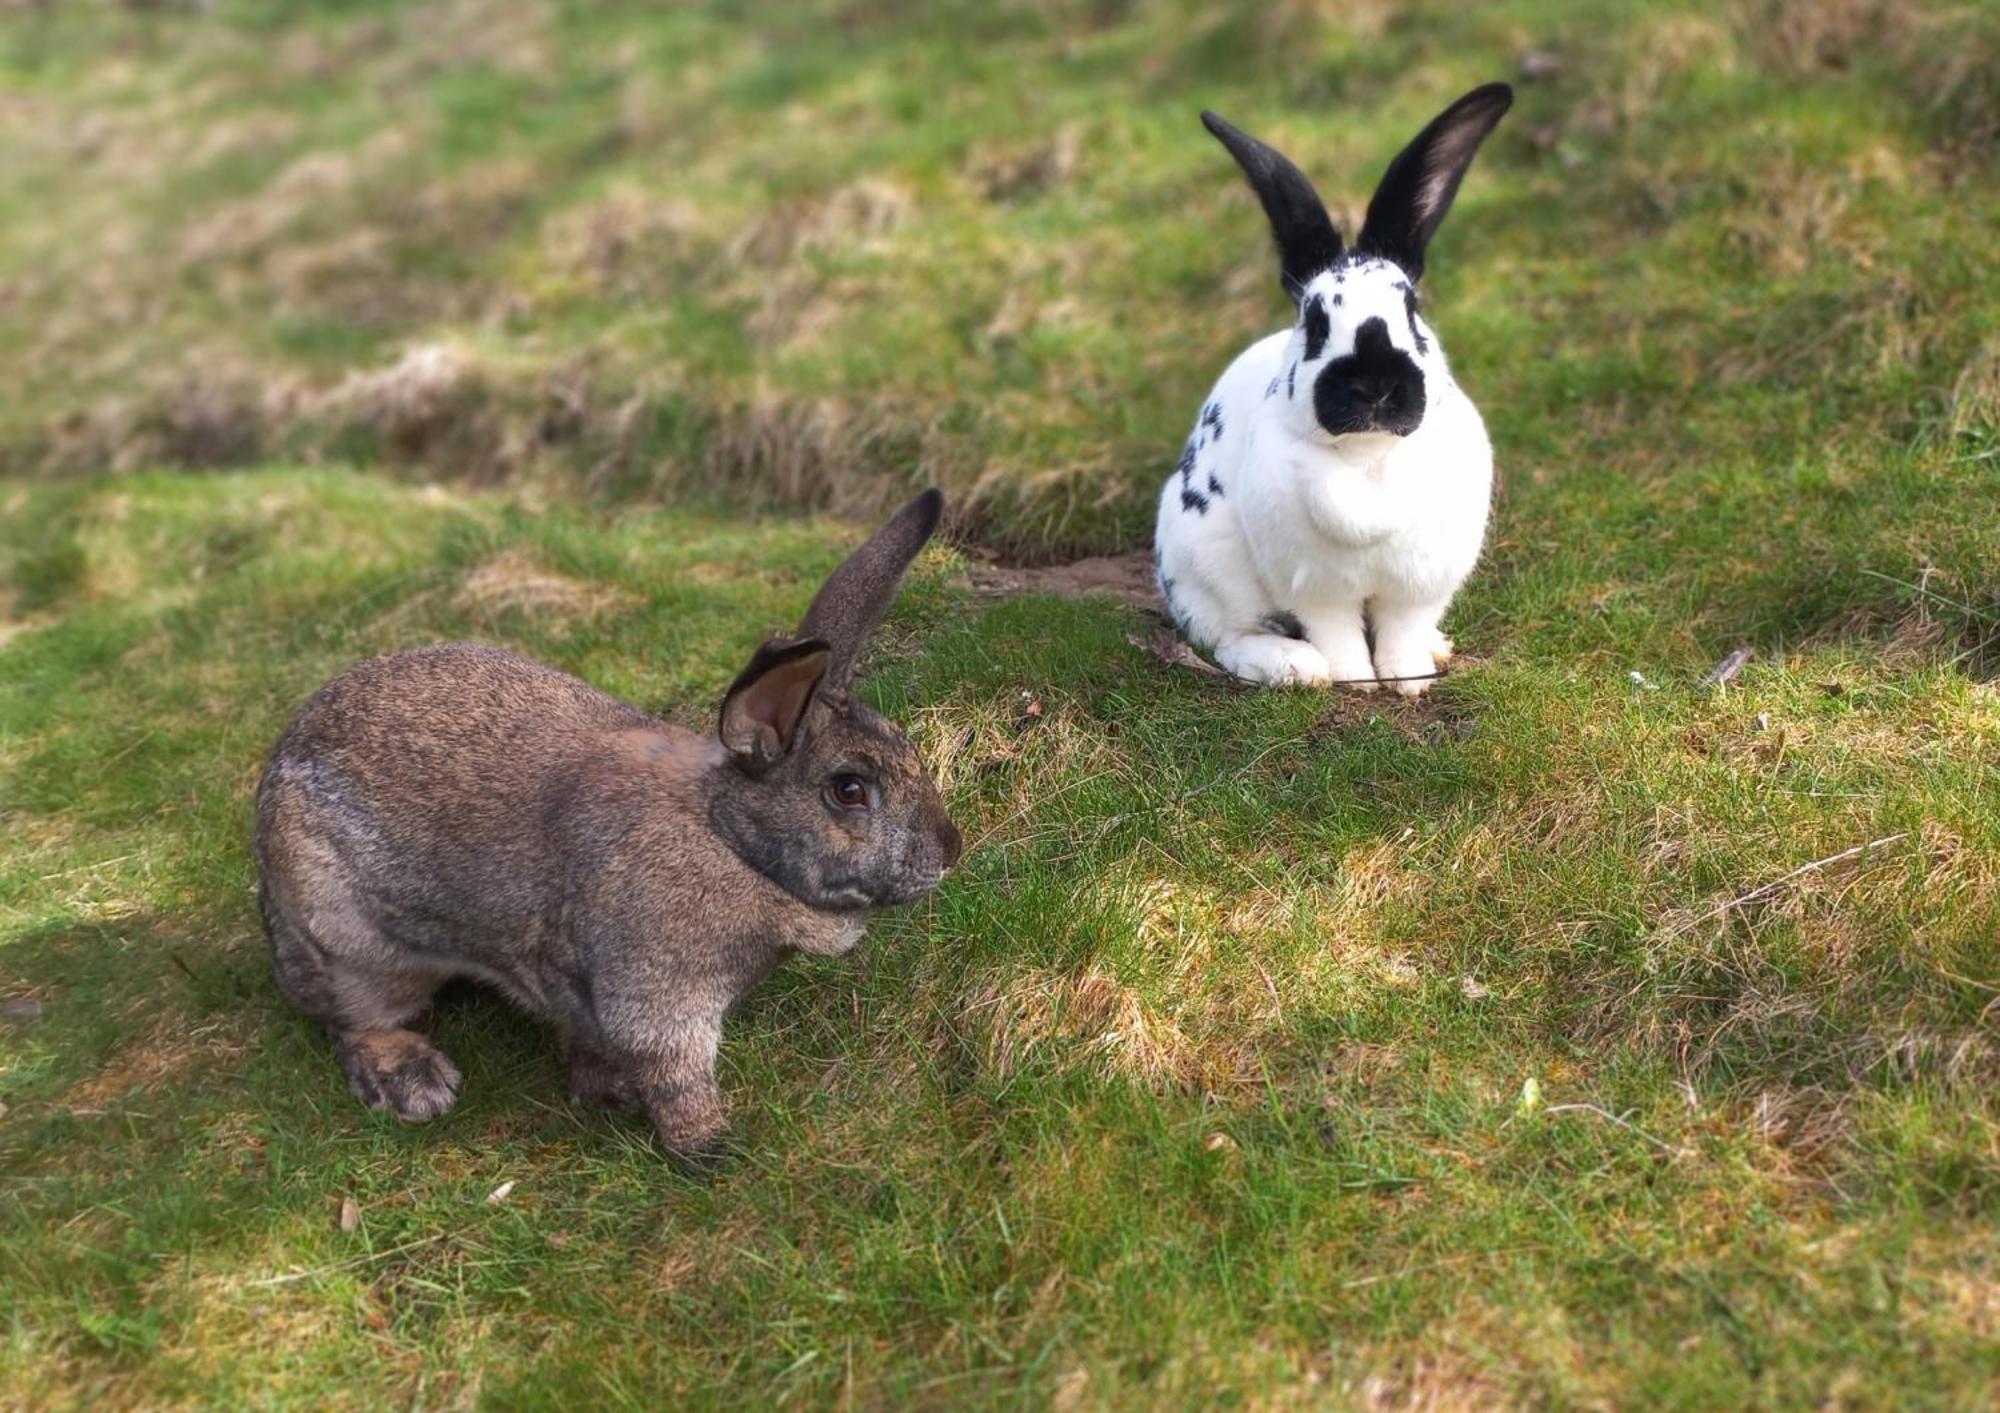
[1129,626,1222,677]
[961,767,1122,856]
[1666,833,1909,938]
[1125,626,1448,685]
[232,1232,453,1289]
[1543,1103,1688,1159]
[34,853,141,883]
[1340,1244,1552,1290]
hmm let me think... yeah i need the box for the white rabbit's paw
[1430,631,1454,668]
[1216,635,1333,687]
[1321,647,1379,691]
[1374,646,1441,697]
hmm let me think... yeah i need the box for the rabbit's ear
[1355,83,1512,283]
[719,638,832,774]
[796,488,943,690]
[1202,111,1343,300]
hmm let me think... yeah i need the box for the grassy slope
[2,0,1999,1407]
[3,0,1996,557]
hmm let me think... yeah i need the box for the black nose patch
[1312,317,1425,437]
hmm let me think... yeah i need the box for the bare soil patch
[963,548,1159,609]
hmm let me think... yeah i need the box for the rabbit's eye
[827,774,871,811]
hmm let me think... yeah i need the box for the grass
[2,0,1998,1407]
[4,0,1995,556]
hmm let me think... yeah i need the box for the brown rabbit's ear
[718,638,832,774]
[796,488,943,690]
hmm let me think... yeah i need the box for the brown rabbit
[253,490,960,1168]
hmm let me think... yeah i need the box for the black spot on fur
[1403,285,1429,353]
[1181,488,1209,515]
[1302,295,1329,361]
[1206,473,1223,496]
[1287,362,1296,400]
[1261,610,1306,640]
[1330,292,1342,307]
[1201,401,1224,441]
[1176,439,1197,488]
[1265,375,1280,399]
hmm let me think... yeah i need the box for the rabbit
[1154,84,1514,694]
[253,490,961,1170]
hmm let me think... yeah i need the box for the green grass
[3,0,1999,1406]
[4,470,1995,1406]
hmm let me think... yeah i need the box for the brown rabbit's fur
[254,492,959,1166]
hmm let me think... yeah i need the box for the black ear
[795,488,943,690]
[1202,111,1343,300]
[718,638,832,774]
[1355,83,1513,283]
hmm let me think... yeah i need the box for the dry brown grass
[1735,0,1918,75]
[1349,1354,1513,1413]
[178,129,416,269]
[322,344,498,469]
[908,693,1131,849]
[967,124,1084,203]
[698,391,934,516]
[964,963,1216,1094]
[60,1015,253,1113]
[725,176,915,269]
[540,186,708,287]
[452,548,636,629]
[1949,341,2000,435]
[125,365,297,472]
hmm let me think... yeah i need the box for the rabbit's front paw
[642,1066,729,1172]
[1374,641,1443,697]
[1215,634,1332,687]
[1371,609,1453,697]
[662,1129,740,1180]
[335,1029,463,1123]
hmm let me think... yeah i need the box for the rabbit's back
[255,644,688,965]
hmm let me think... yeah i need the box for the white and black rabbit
[1155,84,1513,693]
[254,491,960,1169]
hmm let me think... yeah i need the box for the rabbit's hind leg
[564,1034,640,1112]
[265,893,463,1123]
[1213,632,1332,687]
[1163,556,1332,687]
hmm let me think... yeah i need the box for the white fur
[1154,256,1491,695]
